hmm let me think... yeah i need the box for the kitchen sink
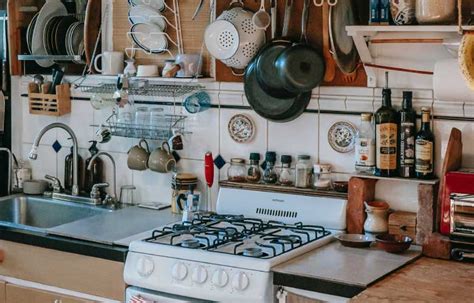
[0,195,113,232]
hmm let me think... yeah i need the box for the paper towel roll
[434,59,474,102]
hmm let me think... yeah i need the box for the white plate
[204,19,239,60]
[328,121,357,153]
[26,13,39,54]
[128,5,166,31]
[128,0,165,12]
[131,23,168,54]
[31,0,68,67]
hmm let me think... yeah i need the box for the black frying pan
[275,0,325,94]
[244,59,311,122]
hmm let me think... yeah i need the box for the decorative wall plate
[328,121,357,153]
[228,114,255,143]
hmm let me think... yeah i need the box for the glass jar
[262,152,278,184]
[246,153,262,183]
[295,155,312,188]
[313,164,333,190]
[390,0,416,25]
[227,158,247,182]
[416,0,456,25]
[279,155,293,186]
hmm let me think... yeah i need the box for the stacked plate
[128,0,168,54]
[27,0,85,67]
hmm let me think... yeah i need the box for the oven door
[126,287,212,303]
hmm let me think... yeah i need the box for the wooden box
[28,83,71,116]
[389,211,417,241]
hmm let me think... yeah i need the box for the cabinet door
[286,293,322,303]
[0,281,5,303]
[6,284,96,303]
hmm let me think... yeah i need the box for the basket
[28,83,71,116]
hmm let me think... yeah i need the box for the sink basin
[0,196,112,232]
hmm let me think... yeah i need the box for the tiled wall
[10,76,474,213]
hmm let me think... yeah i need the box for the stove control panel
[232,272,249,291]
[211,269,229,288]
[192,265,208,284]
[171,262,188,281]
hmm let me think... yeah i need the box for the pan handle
[230,68,245,77]
[301,0,310,43]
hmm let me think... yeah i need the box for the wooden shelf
[346,25,474,34]
[350,173,439,185]
[219,181,348,199]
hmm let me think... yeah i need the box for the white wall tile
[132,169,173,205]
[57,101,95,149]
[180,109,219,160]
[22,143,57,180]
[22,97,58,145]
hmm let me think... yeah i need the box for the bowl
[333,181,348,193]
[376,234,413,253]
[23,180,49,195]
[335,234,375,248]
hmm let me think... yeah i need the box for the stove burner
[180,239,202,249]
[242,247,264,257]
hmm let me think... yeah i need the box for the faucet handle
[90,182,109,198]
[45,175,62,193]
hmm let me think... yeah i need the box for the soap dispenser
[84,140,104,194]
[64,139,84,193]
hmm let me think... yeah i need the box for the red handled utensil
[204,152,214,211]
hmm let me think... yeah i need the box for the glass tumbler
[149,107,165,139]
[135,107,149,137]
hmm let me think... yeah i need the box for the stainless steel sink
[0,196,112,232]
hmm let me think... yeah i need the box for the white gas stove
[124,187,347,302]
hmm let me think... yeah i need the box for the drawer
[6,284,95,303]
[0,240,125,300]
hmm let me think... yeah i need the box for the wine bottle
[375,72,398,177]
[415,107,435,179]
[398,91,416,178]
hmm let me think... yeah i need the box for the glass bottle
[84,140,104,194]
[263,152,278,184]
[295,155,312,188]
[415,108,435,179]
[355,113,376,174]
[313,164,333,190]
[227,158,247,182]
[398,91,416,178]
[279,155,293,186]
[375,72,398,177]
[246,153,262,183]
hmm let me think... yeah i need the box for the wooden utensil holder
[28,83,71,116]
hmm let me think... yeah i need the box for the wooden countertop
[351,257,474,302]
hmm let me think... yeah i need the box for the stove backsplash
[9,76,474,212]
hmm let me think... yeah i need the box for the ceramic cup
[148,142,176,173]
[127,139,150,171]
[94,51,124,75]
[175,54,202,78]
[168,129,184,151]
[136,65,160,77]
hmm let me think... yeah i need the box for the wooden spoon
[322,2,336,82]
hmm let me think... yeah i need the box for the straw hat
[459,31,474,91]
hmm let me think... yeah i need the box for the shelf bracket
[348,30,377,87]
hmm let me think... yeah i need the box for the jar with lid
[246,153,262,183]
[415,0,456,25]
[262,152,278,184]
[295,155,312,188]
[227,158,247,182]
[313,164,332,190]
[279,155,294,186]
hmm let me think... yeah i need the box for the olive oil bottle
[375,72,398,177]
[398,91,416,178]
[415,108,435,179]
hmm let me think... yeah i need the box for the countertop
[272,241,422,298]
[351,257,474,302]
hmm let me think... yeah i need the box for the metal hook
[328,0,338,6]
[344,97,348,111]
[313,0,324,6]
[462,102,466,117]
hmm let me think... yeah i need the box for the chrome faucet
[0,147,12,195]
[87,151,117,204]
[29,123,80,196]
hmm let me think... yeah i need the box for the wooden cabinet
[0,281,6,303]
[6,284,95,303]
[286,293,322,303]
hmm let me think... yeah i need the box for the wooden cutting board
[84,0,102,74]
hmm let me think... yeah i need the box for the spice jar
[246,153,262,183]
[263,152,278,184]
[279,155,294,186]
[313,164,333,190]
[416,0,456,25]
[171,173,198,214]
[295,155,312,188]
[227,158,247,182]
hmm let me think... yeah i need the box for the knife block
[28,83,71,117]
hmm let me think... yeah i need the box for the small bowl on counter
[376,234,413,253]
[335,234,375,248]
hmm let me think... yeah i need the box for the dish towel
[130,295,156,303]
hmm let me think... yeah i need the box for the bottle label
[355,138,375,167]
[400,122,415,166]
[376,123,397,170]
[416,139,433,173]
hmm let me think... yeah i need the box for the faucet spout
[87,151,117,199]
[30,123,80,196]
[0,148,12,195]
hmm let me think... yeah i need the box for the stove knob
[211,269,229,288]
[136,256,154,277]
[192,266,208,284]
[172,262,188,281]
[232,272,249,291]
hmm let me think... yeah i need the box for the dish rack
[99,111,188,141]
[125,0,183,58]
